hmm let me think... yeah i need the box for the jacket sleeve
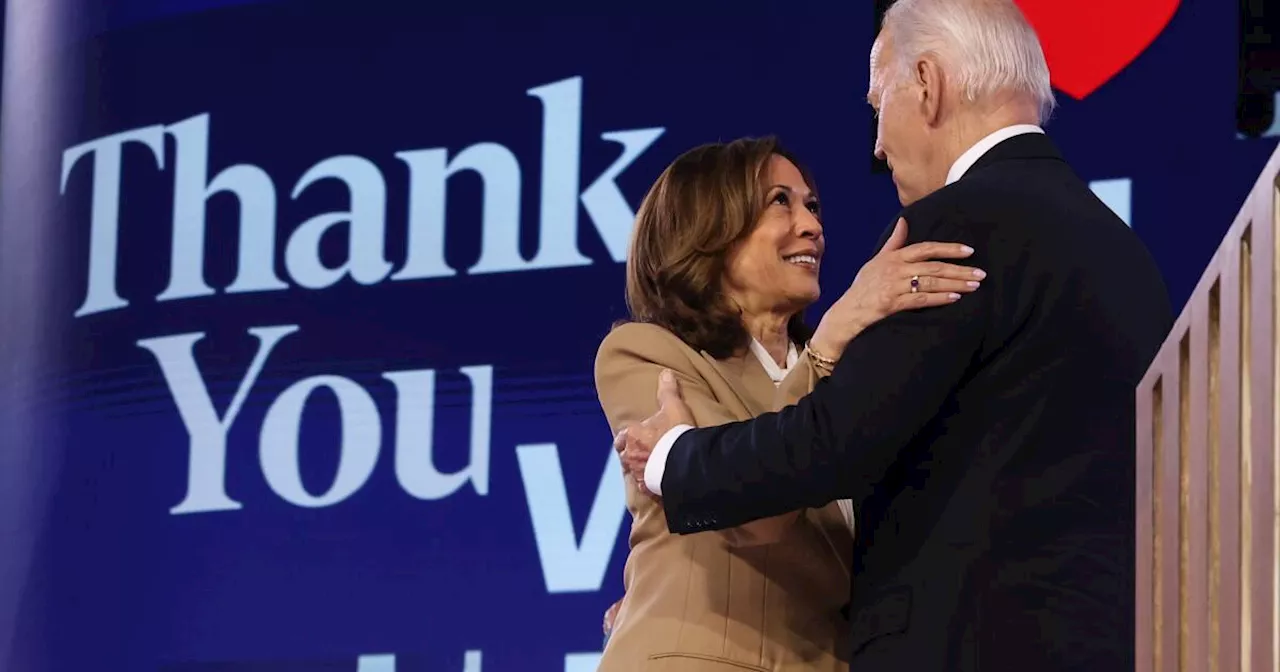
[595,324,802,545]
[659,214,993,535]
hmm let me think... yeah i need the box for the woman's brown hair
[623,137,817,358]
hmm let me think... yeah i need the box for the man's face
[869,35,937,206]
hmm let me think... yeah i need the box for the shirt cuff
[644,424,694,497]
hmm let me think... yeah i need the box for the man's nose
[873,139,886,161]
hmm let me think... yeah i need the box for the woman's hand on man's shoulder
[810,217,984,360]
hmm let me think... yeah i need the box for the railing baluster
[1245,175,1276,672]
[1215,248,1243,672]
[1186,292,1211,672]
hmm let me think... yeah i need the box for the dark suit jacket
[658,133,1173,671]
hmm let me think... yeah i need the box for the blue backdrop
[0,1,1276,670]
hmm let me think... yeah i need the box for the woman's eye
[771,191,790,206]
[806,200,821,215]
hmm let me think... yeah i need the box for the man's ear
[915,56,944,125]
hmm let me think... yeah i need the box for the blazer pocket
[645,652,770,672]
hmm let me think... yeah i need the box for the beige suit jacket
[594,322,852,672]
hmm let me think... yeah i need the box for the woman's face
[723,154,824,318]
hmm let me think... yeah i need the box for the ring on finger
[910,275,920,293]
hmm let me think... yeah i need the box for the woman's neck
[742,313,791,367]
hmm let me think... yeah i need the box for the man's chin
[889,177,914,206]
[896,185,916,206]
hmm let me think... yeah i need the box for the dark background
[0,0,1277,670]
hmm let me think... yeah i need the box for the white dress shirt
[643,125,1044,532]
[945,124,1044,185]
[747,337,798,382]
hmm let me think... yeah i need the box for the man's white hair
[881,0,1056,122]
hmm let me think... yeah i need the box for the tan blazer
[594,322,853,672]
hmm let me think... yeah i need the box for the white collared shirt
[944,124,1044,186]
[747,338,798,385]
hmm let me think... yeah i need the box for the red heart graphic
[1014,0,1181,100]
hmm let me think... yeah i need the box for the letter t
[61,124,167,317]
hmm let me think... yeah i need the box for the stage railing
[1136,145,1280,672]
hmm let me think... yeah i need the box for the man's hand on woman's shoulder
[614,369,694,498]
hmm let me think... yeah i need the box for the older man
[615,0,1173,670]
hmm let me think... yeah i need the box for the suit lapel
[699,350,775,417]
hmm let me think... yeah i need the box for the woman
[594,137,981,671]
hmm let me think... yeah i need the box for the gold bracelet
[805,341,838,371]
